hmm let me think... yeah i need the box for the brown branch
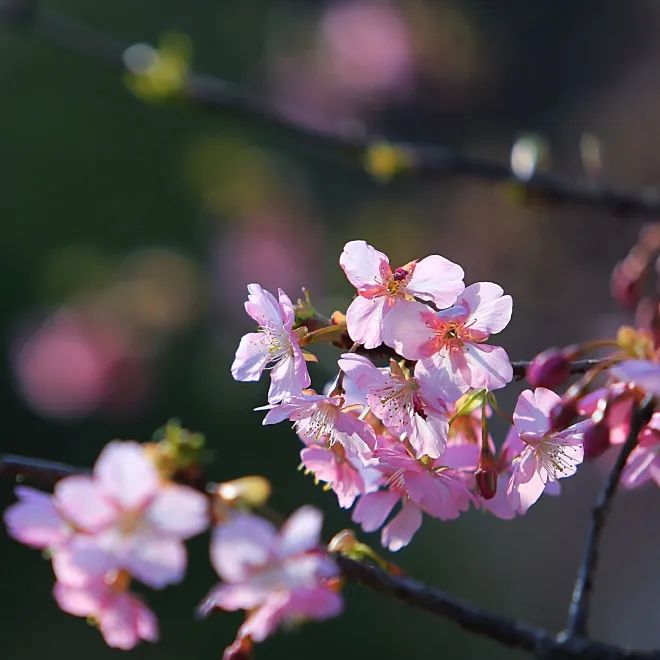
[337,555,659,660]
[2,2,660,217]
[565,394,656,639]
[512,358,606,380]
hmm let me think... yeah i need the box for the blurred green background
[2,1,660,658]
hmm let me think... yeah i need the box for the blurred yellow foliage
[124,32,191,103]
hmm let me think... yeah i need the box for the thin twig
[565,394,656,639]
[2,4,660,217]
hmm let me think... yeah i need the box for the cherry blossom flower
[200,507,342,655]
[4,486,71,549]
[54,573,158,650]
[382,282,513,393]
[352,439,473,550]
[231,283,310,403]
[50,441,208,589]
[261,392,376,455]
[340,240,464,349]
[300,441,382,509]
[507,388,586,514]
[337,353,450,458]
[622,413,660,488]
[611,359,660,397]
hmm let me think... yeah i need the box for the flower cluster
[4,435,342,656]
[232,241,594,550]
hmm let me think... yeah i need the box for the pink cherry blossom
[611,359,660,397]
[4,486,71,549]
[300,441,382,509]
[337,353,450,458]
[621,413,660,488]
[507,388,586,514]
[54,575,158,650]
[51,441,208,589]
[382,282,513,393]
[200,507,342,654]
[353,440,473,550]
[261,391,376,456]
[231,283,311,403]
[340,240,464,349]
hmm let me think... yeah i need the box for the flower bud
[583,422,610,459]
[611,259,644,310]
[328,529,358,554]
[550,398,577,431]
[475,467,497,500]
[223,636,253,660]
[216,476,271,507]
[526,348,571,388]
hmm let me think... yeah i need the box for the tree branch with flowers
[2,3,660,659]
[3,233,660,658]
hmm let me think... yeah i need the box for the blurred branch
[565,394,656,639]
[2,2,660,217]
[511,358,605,380]
[0,454,87,486]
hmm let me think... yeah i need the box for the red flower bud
[223,636,253,660]
[475,467,497,500]
[526,348,571,388]
[610,259,644,310]
[550,398,577,431]
[583,422,610,459]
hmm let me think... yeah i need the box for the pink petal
[146,484,209,539]
[277,289,296,330]
[244,283,286,327]
[414,357,465,405]
[459,282,512,334]
[612,360,660,396]
[201,583,268,613]
[340,240,389,289]
[231,332,270,382]
[239,592,289,643]
[53,580,103,617]
[380,300,435,358]
[53,536,117,587]
[337,353,386,392]
[301,446,363,509]
[54,476,116,532]
[513,388,557,437]
[381,500,423,551]
[99,591,158,650]
[210,514,277,581]
[4,486,69,549]
[278,506,322,557]
[268,351,310,403]
[462,343,513,390]
[286,586,343,620]
[406,255,464,308]
[622,446,656,488]
[345,295,387,349]
[408,412,447,459]
[123,532,187,588]
[480,474,517,520]
[95,441,159,511]
[352,490,399,532]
